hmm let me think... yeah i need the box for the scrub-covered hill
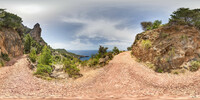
[132,8,200,73]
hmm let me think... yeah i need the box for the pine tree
[24,34,32,54]
[38,45,52,65]
[29,48,37,63]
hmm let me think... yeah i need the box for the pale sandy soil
[0,51,200,99]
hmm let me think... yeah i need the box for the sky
[0,0,200,50]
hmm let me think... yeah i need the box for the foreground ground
[0,51,200,99]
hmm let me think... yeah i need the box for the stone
[50,72,69,79]
[99,58,106,64]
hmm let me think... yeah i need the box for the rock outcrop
[30,23,46,45]
[0,28,23,57]
[132,25,200,72]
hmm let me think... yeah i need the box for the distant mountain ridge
[55,49,88,58]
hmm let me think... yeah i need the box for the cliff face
[132,25,200,72]
[0,28,23,57]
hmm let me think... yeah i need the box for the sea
[68,50,98,61]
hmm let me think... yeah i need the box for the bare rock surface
[0,28,23,57]
[30,23,46,45]
[0,52,200,99]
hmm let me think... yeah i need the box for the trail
[0,52,200,99]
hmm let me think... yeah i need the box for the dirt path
[0,52,200,99]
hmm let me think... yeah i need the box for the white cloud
[62,17,140,50]
[50,39,96,50]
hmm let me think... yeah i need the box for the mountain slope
[55,49,87,58]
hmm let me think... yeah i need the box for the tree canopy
[169,8,200,29]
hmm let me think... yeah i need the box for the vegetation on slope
[55,49,86,59]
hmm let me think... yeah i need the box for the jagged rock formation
[132,25,200,72]
[30,23,46,45]
[0,28,23,57]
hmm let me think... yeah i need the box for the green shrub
[29,48,37,63]
[146,20,162,30]
[65,64,80,78]
[141,40,152,49]
[53,55,61,63]
[169,8,200,28]
[88,58,99,67]
[112,46,120,55]
[24,34,32,54]
[38,45,52,65]
[98,45,108,56]
[34,64,53,76]
[157,68,163,73]
[1,52,10,61]
[141,21,153,31]
[190,61,200,72]
[31,40,43,54]
[81,60,88,66]
[105,52,113,60]
[2,11,22,29]
[127,47,132,51]
[0,60,4,67]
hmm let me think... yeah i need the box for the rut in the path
[0,52,200,99]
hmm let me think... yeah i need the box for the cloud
[51,39,96,50]
[62,17,138,50]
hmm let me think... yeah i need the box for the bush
[0,60,4,67]
[88,58,99,67]
[169,8,200,29]
[141,40,152,49]
[38,45,52,65]
[141,21,153,31]
[29,48,37,63]
[98,45,108,56]
[147,20,162,30]
[53,55,61,63]
[65,64,80,78]
[190,61,200,72]
[81,60,88,66]
[112,46,120,55]
[106,52,114,60]
[157,68,163,73]
[24,34,32,54]
[1,52,10,61]
[34,64,53,76]
[31,40,43,54]
[63,59,81,78]
[1,11,22,29]
[127,47,132,51]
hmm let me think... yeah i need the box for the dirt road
[0,52,199,99]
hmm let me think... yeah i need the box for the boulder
[50,72,69,79]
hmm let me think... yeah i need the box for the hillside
[55,49,88,58]
[132,8,200,73]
